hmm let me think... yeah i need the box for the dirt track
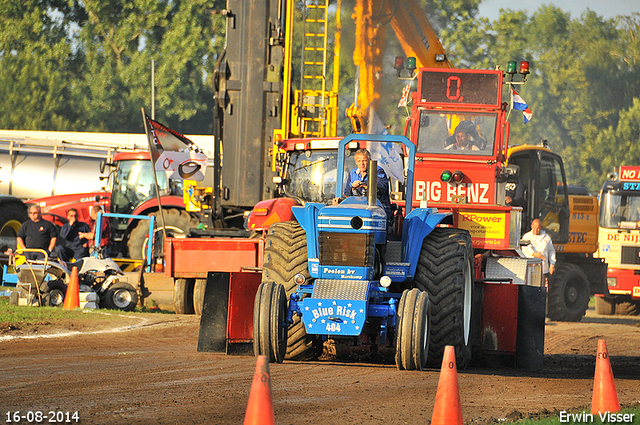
[0,308,639,425]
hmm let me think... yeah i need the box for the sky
[477,0,640,21]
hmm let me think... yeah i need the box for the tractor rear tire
[616,301,640,316]
[261,221,320,361]
[595,296,616,315]
[547,263,590,322]
[253,282,288,363]
[127,209,199,260]
[173,278,195,314]
[0,202,27,238]
[193,278,206,316]
[103,282,138,311]
[395,289,430,371]
[414,227,474,369]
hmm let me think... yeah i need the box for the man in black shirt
[17,205,57,260]
[54,208,90,262]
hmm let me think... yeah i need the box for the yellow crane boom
[350,0,451,132]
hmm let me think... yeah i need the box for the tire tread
[413,227,473,368]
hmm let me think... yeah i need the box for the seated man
[336,148,392,223]
[79,204,111,257]
[54,208,91,263]
[445,121,485,151]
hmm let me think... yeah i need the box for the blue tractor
[253,134,474,370]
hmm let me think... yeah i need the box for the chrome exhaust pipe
[368,160,377,207]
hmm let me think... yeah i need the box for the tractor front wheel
[395,288,430,371]
[253,282,288,363]
[261,221,320,361]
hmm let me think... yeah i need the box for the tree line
[1,0,639,192]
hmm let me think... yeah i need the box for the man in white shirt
[522,218,556,283]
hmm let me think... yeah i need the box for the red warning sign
[620,166,640,180]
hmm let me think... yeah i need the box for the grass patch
[0,296,89,326]
[0,294,173,330]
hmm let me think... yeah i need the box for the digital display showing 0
[419,70,501,107]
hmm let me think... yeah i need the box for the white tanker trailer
[0,130,147,246]
[0,130,213,256]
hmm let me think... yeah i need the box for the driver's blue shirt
[344,166,392,221]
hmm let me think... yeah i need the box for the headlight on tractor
[380,276,391,288]
[294,273,306,286]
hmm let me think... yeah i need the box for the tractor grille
[318,232,374,267]
[312,279,369,300]
[621,246,640,266]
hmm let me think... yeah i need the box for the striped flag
[511,88,533,123]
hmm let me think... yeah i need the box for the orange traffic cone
[431,345,463,425]
[243,355,275,425]
[63,266,80,310]
[591,339,620,414]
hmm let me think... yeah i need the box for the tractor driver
[333,149,392,224]
[445,121,485,151]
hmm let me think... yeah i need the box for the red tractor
[30,150,198,260]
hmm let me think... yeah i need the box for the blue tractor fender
[402,208,452,279]
[292,203,324,276]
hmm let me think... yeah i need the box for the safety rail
[94,212,155,272]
